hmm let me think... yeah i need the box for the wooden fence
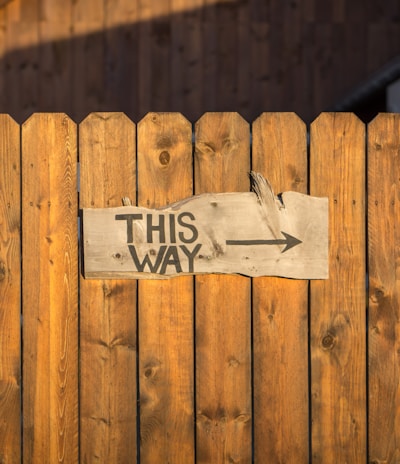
[0,111,398,463]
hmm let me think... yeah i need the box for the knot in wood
[102,283,112,297]
[159,151,170,165]
[0,261,6,281]
[321,333,336,350]
[370,287,385,304]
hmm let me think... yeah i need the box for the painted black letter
[178,212,198,243]
[169,214,176,243]
[147,214,166,243]
[180,244,202,273]
[160,246,182,274]
[128,245,166,273]
[115,214,143,243]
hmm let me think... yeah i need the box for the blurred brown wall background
[0,0,399,123]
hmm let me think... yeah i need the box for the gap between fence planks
[310,113,367,463]
[79,113,137,463]
[22,114,79,463]
[368,113,400,463]
[0,114,21,464]
[194,112,252,464]
[252,112,309,463]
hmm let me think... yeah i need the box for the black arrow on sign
[226,231,302,253]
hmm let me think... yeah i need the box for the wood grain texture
[22,113,78,463]
[310,113,366,463]
[137,0,151,117]
[79,113,137,463]
[202,0,217,111]
[368,114,400,464]
[71,0,105,121]
[252,113,309,463]
[38,0,73,113]
[149,0,170,112]
[4,0,40,122]
[170,0,185,113]
[138,112,195,463]
[104,0,138,116]
[216,4,237,111]
[194,112,251,464]
[170,0,203,119]
[0,8,5,108]
[0,115,21,464]
[0,1,14,8]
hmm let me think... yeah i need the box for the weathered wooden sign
[83,172,328,279]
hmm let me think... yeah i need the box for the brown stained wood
[0,115,20,464]
[183,1,203,119]
[38,0,72,114]
[170,0,185,112]
[332,0,345,22]
[137,0,152,115]
[0,9,5,107]
[22,113,78,463]
[104,0,138,115]
[310,113,366,463]
[250,20,269,118]
[283,5,305,115]
[138,112,194,463]
[252,113,309,463]
[312,24,334,119]
[79,113,137,463]
[216,4,237,111]
[150,1,170,111]
[194,112,251,464]
[5,0,40,122]
[3,0,21,24]
[18,0,39,118]
[237,1,250,116]
[368,114,400,463]
[71,0,105,121]
[0,0,14,8]
[203,0,217,110]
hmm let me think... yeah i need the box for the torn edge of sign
[250,171,285,239]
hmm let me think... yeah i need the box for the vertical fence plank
[368,113,400,463]
[194,112,252,464]
[0,115,21,464]
[137,112,195,463]
[79,113,137,463]
[22,113,78,463]
[310,113,366,463]
[252,113,309,463]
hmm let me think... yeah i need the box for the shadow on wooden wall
[0,0,400,124]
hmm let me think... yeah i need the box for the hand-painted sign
[83,172,328,279]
